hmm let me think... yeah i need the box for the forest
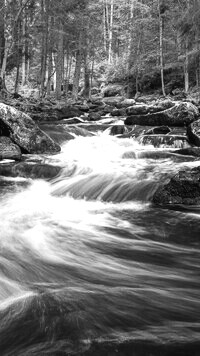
[0,0,200,101]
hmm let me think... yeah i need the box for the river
[0,127,200,355]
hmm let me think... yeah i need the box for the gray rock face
[0,103,61,154]
[125,101,199,127]
[187,119,200,146]
[0,136,21,160]
[153,167,200,205]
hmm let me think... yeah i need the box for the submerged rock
[153,167,200,205]
[125,101,199,126]
[0,103,61,154]
[0,136,21,160]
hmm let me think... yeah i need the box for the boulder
[0,103,61,154]
[0,162,61,179]
[88,112,102,121]
[144,126,171,135]
[116,98,136,108]
[0,136,21,160]
[102,96,124,106]
[111,108,126,117]
[125,101,199,126]
[108,125,127,136]
[173,147,200,157]
[126,99,175,116]
[187,119,200,146]
[102,84,124,97]
[138,135,191,148]
[153,167,200,205]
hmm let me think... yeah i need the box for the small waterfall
[0,132,200,355]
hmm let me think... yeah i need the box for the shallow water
[0,132,200,355]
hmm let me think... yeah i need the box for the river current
[0,127,200,355]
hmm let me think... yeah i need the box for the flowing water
[0,128,200,356]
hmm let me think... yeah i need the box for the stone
[187,119,200,146]
[125,101,199,127]
[111,108,126,116]
[0,136,21,160]
[0,162,61,179]
[138,135,191,148]
[102,84,125,97]
[88,112,102,121]
[144,126,171,135]
[0,103,61,154]
[153,167,200,205]
[102,96,124,106]
[116,98,136,108]
[109,125,127,136]
[173,147,200,157]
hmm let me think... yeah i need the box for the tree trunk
[158,0,166,97]
[47,48,53,95]
[55,20,64,100]
[0,0,5,68]
[21,10,26,86]
[72,31,83,102]
[108,0,114,64]
[40,0,49,96]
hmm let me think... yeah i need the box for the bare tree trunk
[108,0,114,64]
[158,0,166,97]
[55,20,64,100]
[47,48,52,95]
[103,1,107,52]
[40,0,49,96]
[21,9,26,86]
[184,0,190,93]
[72,31,83,102]
[0,0,5,69]
[184,37,189,93]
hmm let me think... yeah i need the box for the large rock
[0,162,61,179]
[0,103,61,154]
[153,167,200,205]
[139,134,191,148]
[0,136,21,160]
[187,119,200,146]
[102,84,124,97]
[125,101,199,126]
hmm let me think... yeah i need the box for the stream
[0,126,200,355]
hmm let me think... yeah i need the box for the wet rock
[145,126,171,135]
[0,103,61,154]
[173,147,200,157]
[102,96,124,106]
[108,125,127,136]
[38,124,75,144]
[0,162,61,179]
[153,167,200,205]
[125,101,199,126]
[0,136,21,160]
[88,112,102,121]
[126,99,174,116]
[138,135,191,148]
[117,98,136,108]
[187,119,200,146]
[111,108,126,116]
